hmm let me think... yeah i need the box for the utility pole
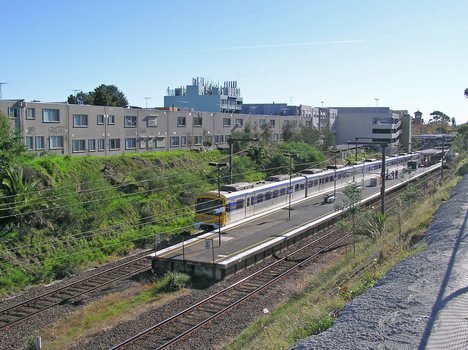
[227,137,258,184]
[0,82,7,99]
[208,162,227,246]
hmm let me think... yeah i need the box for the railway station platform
[150,163,441,280]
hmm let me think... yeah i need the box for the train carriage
[194,153,418,232]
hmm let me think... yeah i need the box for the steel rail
[0,250,152,330]
[110,227,348,349]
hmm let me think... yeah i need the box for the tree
[0,113,26,169]
[429,111,450,124]
[67,84,128,107]
[464,88,468,98]
[451,117,457,127]
[246,145,270,170]
[320,128,336,152]
[282,122,296,142]
[295,125,320,147]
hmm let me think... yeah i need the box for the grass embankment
[1,141,324,295]
[0,151,231,295]
[40,272,190,350]
[223,175,460,350]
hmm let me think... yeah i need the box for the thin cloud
[202,40,364,51]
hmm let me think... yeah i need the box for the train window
[300,183,305,190]
[256,193,264,203]
[295,184,300,191]
[236,199,244,209]
[308,181,314,188]
[247,197,251,207]
[265,191,272,200]
[273,190,279,198]
[196,197,222,214]
[280,188,286,196]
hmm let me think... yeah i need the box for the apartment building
[0,99,311,156]
[164,77,243,113]
[333,107,407,153]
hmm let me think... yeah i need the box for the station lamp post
[209,162,228,246]
[331,149,341,198]
[283,153,297,219]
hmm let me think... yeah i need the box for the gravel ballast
[292,175,468,350]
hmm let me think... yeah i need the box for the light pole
[209,162,227,246]
[331,149,341,197]
[284,153,297,219]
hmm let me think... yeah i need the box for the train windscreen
[196,197,222,214]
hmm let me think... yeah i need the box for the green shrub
[152,272,191,294]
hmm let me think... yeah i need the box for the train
[194,153,419,232]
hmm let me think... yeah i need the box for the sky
[1,0,467,123]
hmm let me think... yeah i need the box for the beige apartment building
[0,100,314,156]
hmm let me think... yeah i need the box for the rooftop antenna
[289,96,294,104]
[375,98,379,107]
[143,97,152,108]
[0,82,8,99]
[321,100,324,108]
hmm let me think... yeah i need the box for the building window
[156,137,166,148]
[125,138,136,149]
[270,119,276,127]
[88,139,96,152]
[147,116,157,127]
[223,118,231,127]
[107,115,115,125]
[273,134,279,142]
[25,136,34,150]
[109,138,120,150]
[8,107,19,119]
[219,135,224,143]
[72,139,86,153]
[43,109,60,123]
[236,118,243,127]
[98,139,105,151]
[194,135,202,146]
[177,116,186,127]
[193,117,202,127]
[73,114,88,127]
[125,115,137,127]
[97,115,104,125]
[27,108,36,120]
[170,136,180,147]
[35,136,45,150]
[49,136,64,149]
[181,136,187,147]
[259,119,266,127]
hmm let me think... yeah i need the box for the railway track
[0,250,153,331]
[110,168,444,350]
[110,225,350,350]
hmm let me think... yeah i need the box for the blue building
[164,77,243,113]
